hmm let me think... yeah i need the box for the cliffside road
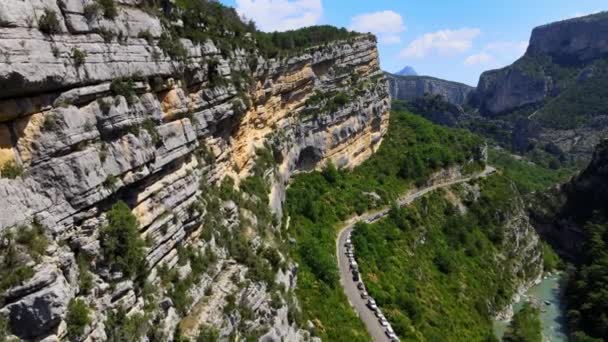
[336,166,496,341]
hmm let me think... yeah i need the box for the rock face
[0,1,389,340]
[474,11,608,116]
[386,73,474,106]
[528,12,608,65]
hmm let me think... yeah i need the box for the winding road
[336,166,496,341]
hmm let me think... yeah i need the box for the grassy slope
[488,148,576,193]
[285,111,484,340]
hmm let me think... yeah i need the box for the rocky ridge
[0,1,389,341]
[385,73,474,106]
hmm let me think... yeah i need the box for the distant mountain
[385,73,474,106]
[394,66,418,76]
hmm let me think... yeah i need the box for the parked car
[368,302,378,311]
[379,317,389,327]
[357,282,365,290]
[352,272,359,281]
[360,291,368,299]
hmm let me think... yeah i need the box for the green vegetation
[105,308,149,341]
[66,299,91,341]
[157,245,216,315]
[1,161,23,179]
[83,3,101,21]
[38,8,60,35]
[535,59,608,129]
[488,148,575,193]
[285,110,485,340]
[352,175,522,340]
[566,220,608,340]
[0,224,47,299]
[141,118,161,145]
[100,201,146,279]
[503,303,542,342]
[142,0,360,61]
[541,241,563,272]
[529,140,608,340]
[71,48,87,68]
[98,0,118,20]
[110,78,136,104]
[255,26,360,58]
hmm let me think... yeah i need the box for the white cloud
[463,40,528,67]
[399,28,481,59]
[235,0,323,32]
[484,41,528,56]
[349,10,405,44]
[464,52,494,66]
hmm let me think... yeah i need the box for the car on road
[357,282,365,290]
[368,302,378,311]
[379,317,389,327]
[352,272,359,281]
[360,291,368,299]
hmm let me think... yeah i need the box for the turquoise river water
[493,273,568,341]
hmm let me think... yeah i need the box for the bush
[72,48,87,68]
[503,303,541,342]
[158,32,188,61]
[196,325,219,342]
[66,299,91,341]
[105,309,149,341]
[100,201,146,279]
[141,119,160,146]
[38,8,60,35]
[138,30,154,45]
[43,112,61,131]
[83,3,101,21]
[1,161,23,179]
[98,0,118,19]
[110,78,136,104]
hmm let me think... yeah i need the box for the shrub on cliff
[66,299,91,341]
[98,0,118,19]
[1,161,23,179]
[38,8,60,35]
[100,201,146,279]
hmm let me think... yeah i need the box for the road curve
[336,166,496,341]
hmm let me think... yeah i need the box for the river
[493,273,568,341]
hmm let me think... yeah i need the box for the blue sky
[220,0,606,86]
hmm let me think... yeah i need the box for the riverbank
[493,272,568,341]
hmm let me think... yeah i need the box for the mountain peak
[395,66,418,76]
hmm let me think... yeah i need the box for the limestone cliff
[386,73,474,106]
[474,11,608,116]
[0,1,389,341]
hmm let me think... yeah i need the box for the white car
[368,303,378,311]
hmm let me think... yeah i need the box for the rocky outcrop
[528,11,608,64]
[386,73,474,106]
[0,1,389,341]
[474,12,608,116]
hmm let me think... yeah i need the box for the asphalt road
[336,166,496,341]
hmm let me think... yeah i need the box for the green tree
[100,201,146,278]
[503,303,542,342]
[66,299,91,341]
